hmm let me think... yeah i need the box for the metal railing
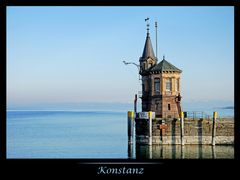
[182,111,211,120]
[160,111,213,120]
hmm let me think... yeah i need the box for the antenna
[155,21,158,61]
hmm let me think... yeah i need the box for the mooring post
[212,111,217,146]
[128,111,134,144]
[134,94,137,113]
[128,142,134,159]
[180,111,185,145]
[148,111,153,146]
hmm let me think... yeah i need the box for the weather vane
[145,17,150,33]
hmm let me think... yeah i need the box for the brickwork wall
[141,72,181,118]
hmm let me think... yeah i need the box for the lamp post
[123,60,141,80]
[123,60,142,113]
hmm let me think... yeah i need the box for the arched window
[166,78,172,91]
[142,62,146,71]
[154,78,160,92]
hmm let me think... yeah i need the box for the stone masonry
[136,118,234,145]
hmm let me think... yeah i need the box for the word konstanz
[97,166,144,175]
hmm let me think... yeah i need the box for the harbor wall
[135,118,234,145]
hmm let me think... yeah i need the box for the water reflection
[198,120,203,158]
[171,121,176,159]
[134,145,234,159]
[212,146,216,159]
[128,144,134,159]
[180,145,185,159]
[135,144,152,159]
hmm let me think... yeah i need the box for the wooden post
[180,111,184,145]
[212,111,217,146]
[212,145,216,159]
[128,111,134,144]
[134,94,137,113]
[148,111,153,146]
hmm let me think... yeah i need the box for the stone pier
[135,112,234,145]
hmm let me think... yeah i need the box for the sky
[7,6,234,109]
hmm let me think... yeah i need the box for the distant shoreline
[221,106,234,109]
[6,109,234,119]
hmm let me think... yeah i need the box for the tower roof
[150,59,182,73]
[140,33,156,61]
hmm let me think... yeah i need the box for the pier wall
[136,118,234,145]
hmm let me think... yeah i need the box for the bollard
[134,94,137,113]
[148,111,153,146]
[128,111,134,144]
[212,112,217,146]
[180,111,184,146]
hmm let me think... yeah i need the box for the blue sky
[7,6,234,109]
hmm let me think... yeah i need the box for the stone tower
[139,27,182,118]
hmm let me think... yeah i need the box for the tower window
[144,80,149,92]
[148,63,151,68]
[166,78,172,91]
[154,78,160,92]
[142,62,146,70]
[155,100,160,111]
[148,62,153,68]
[176,78,179,91]
[168,104,171,111]
[144,63,147,69]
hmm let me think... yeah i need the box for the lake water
[7,110,234,159]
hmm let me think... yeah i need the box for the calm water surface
[7,111,234,159]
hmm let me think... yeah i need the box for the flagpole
[155,21,158,61]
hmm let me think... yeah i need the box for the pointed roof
[150,59,182,73]
[140,33,156,61]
